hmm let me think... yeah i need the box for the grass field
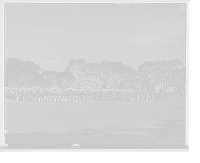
[4,100,187,149]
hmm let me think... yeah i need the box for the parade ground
[3,99,187,149]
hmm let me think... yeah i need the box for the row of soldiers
[14,92,184,103]
[14,93,91,103]
[91,93,181,101]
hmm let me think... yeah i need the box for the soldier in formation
[5,87,185,103]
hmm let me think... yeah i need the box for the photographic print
[3,2,188,150]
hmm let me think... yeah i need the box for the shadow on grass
[6,121,185,145]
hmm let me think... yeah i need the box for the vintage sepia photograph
[3,2,188,150]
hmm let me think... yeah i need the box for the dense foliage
[5,58,186,94]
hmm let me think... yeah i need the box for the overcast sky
[5,3,186,71]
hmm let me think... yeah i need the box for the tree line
[5,57,186,95]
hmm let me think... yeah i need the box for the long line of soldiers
[5,87,185,103]
[14,90,90,103]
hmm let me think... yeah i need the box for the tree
[61,70,75,88]
[93,63,107,89]
[5,58,41,87]
[80,63,100,89]
[172,68,185,92]
[5,58,23,87]
[123,65,137,88]
[133,75,148,92]
[100,60,136,90]
[20,60,42,87]
[160,59,182,93]
[93,60,111,89]
[41,70,63,88]
[109,61,122,88]
[69,59,87,88]
[138,61,160,92]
